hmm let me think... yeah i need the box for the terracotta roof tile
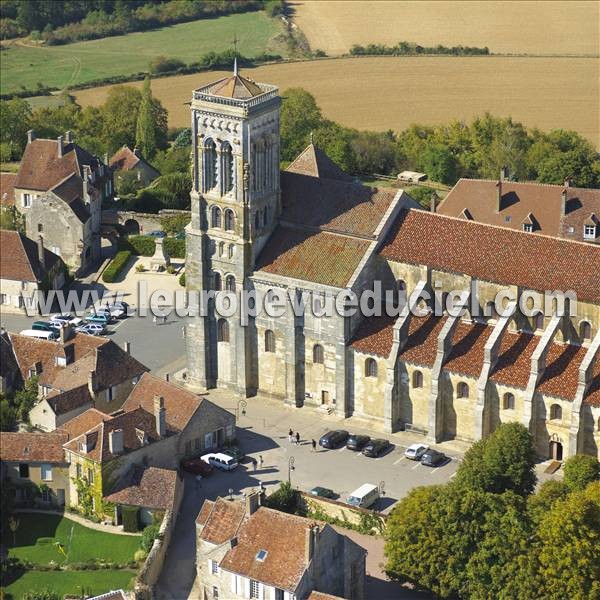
[57,408,111,439]
[199,497,245,545]
[0,230,60,282]
[308,593,346,600]
[490,331,540,389]
[398,315,447,367]
[350,314,396,358]
[205,74,265,99]
[584,364,600,407]
[49,173,89,223]
[443,321,492,378]
[0,431,68,463]
[256,226,371,288]
[196,499,215,526]
[109,145,158,175]
[380,209,600,303]
[0,172,16,206]
[45,384,93,416]
[438,179,600,242]
[104,465,178,510]
[537,343,588,400]
[286,144,354,182]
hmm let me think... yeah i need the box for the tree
[535,481,600,599]
[563,455,600,492]
[0,98,32,159]
[0,397,17,432]
[420,143,459,184]
[102,86,143,153]
[13,375,39,423]
[22,590,60,600]
[312,120,356,173]
[280,88,322,161]
[351,130,398,174]
[136,76,158,158]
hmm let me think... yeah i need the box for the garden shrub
[163,238,185,258]
[121,505,140,533]
[179,272,186,287]
[102,250,132,283]
[127,236,155,256]
[141,523,160,552]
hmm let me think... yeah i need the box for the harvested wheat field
[74,56,599,145]
[291,1,599,56]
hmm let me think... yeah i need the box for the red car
[180,457,213,476]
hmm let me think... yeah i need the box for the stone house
[0,229,65,314]
[109,145,160,188]
[62,373,235,517]
[0,431,69,506]
[5,329,148,430]
[13,130,113,274]
[196,493,366,600]
[182,67,599,463]
[438,174,600,244]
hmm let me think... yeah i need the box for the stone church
[184,67,600,461]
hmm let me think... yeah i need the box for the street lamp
[379,480,386,497]
[228,488,234,501]
[236,399,247,420]
[288,456,295,484]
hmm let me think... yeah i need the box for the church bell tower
[185,63,281,393]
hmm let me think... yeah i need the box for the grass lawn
[1,12,285,95]
[2,568,137,599]
[7,513,141,565]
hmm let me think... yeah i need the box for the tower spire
[233,32,238,76]
[234,56,238,76]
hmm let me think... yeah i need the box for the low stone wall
[298,492,387,535]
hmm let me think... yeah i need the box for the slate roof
[0,172,16,206]
[49,173,89,223]
[380,209,600,303]
[0,431,68,463]
[438,179,600,243]
[104,465,178,510]
[0,230,61,282]
[286,144,355,182]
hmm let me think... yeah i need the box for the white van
[347,483,380,509]
[19,329,59,341]
[201,452,238,471]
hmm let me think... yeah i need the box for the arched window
[211,205,222,228]
[225,275,236,292]
[264,330,275,353]
[580,321,592,341]
[221,142,233,193]
[550,404,562,420]
[313,344,324,364]
[412,370,423,388]
[503,392,515,410]
[457,382,469,398]
[228,244,234,259]
[217,319,229,343]
[218,241,224,256]
[204,139,217,191]
[397,280,406,291]
[365,358,378,378]
[213,272,222,291]
[224,209,235,232]
[534,312,544,331]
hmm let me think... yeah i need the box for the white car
[201,453,238,471]
[106,301,130,318]
[51,313,83,327]
[405,444,429,461]
[75,323,106,336]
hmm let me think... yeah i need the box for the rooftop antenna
[233,33,238,75]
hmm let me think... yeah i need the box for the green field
[7,512,141,565]
[3,568,137,599]
[0,11,284,95]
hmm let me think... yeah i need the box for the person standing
[295,432,300,445]
[311,439,317,452]
[258,455,264,468]
[288,428,293,443]
[252,457,257,471]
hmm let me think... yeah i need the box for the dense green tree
[136,76,158,158]
[280,88,322,161]
[312,120,355,173]
[0,396,17,431]
[152,146,189,175]
[0,98,32,159]
[102,85,143,153]
[420,142,459,184]
[351,130,398,174]
[28,99,80,140]
[527,479,568,525]
[563,454,600,492]
[13,375,39,423]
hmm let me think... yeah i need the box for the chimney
[305,525,319,563]
[500,165,509,182]
[82,165,90,202]
[57,135,64,158]
[561,188,568,216]
[88,370,98,395]
[133,147,141,158]
[430,192,438,213]
[108,429,124,454]
[37,235,45,270]
[496,180,502,212]
[154,395,166,437]
[563,176,572,188]
[59,323,73,344]
[65,130,72,144]
[123,340,131,354]
[164,372,170,383]
[27,129,35,144]
[245,491,261,515]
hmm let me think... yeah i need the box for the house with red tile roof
[109,145,159,188]
[12,130,113,274]
[196,493,365,600]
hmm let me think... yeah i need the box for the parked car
[346,434,370,451]
[50,313,82,326]
[104,301,130,318]
[75,323,106,336]
[421,449,447,467]
[319,430,349,449]
[147,230,166,238]
[405,443,429,461]
[347,483,380,509]
[223,446,245,461]
[19,329,59,341]
[362,438,391,458]
[86,313,111,325]
[180,457,213,477]
[309,486,336,499]
[201,452,238,471]
[32,321,57,332]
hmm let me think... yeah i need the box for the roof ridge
[455,177,595,191]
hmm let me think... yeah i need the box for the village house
[12,130,113,274]
[0,171,16,207]
[5,329,147,430]
[109,145,160,188]
[0,431,69,506]
[196,492,366,600]
[437,172,600,244]
[0,229,65,314]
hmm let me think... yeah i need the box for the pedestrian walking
[258,455,264,468]
[295,432,300,445]
[153,315,157,326]
[163,314,167,325]
[288,428,293,443]
[311,439,316,452]
[252,457,257,471]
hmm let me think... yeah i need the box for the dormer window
[256,549,268,562]
[584,224,597,240]
[522,223,533,233]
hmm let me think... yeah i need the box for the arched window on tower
[211,206,222,228]
[217,319,229,343]
[203,139,217,191]
[580,321,592,341]
[224,209,235,232]
[225,275,236,292]
[534,312,544,331]
[313,344,324,364]
[550,404,562,420]
[365,358,378,378]
[457,382,469,398]
[503,392,515,410]
[228,244,234,259]
[221,142,233,193]
[264,329,275,353]
[412,370,423,388]
[213,272,222,291]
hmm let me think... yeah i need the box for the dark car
[362,438,391,458]
[223,446,245,462]
[32,321,58,332]
[319,430,349,449]
[346,434,370,451]
[309,486,336,499]
[421,449,447,467]
[180,457,214,477]
[147,230,166,238]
